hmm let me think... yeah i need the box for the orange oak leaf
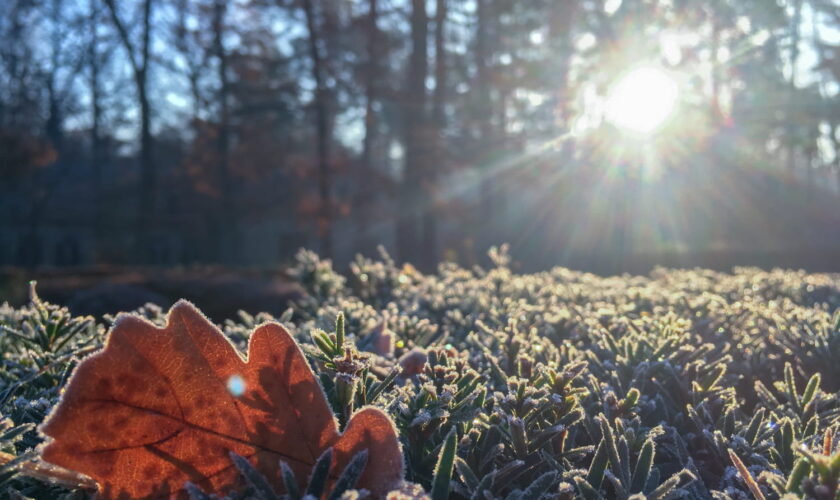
[38,300,403,499]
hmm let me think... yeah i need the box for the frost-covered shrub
[1,250,839,499]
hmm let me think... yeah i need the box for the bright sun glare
[604,67,679,135]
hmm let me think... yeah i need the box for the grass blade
[630,440,654,493]
[229,452,277,500]
[587,440,608,490]
[328,449,368,500]
[728,449,766,500]
[431,427,458,500]
[280,460,302,500]
[306,448,334,499]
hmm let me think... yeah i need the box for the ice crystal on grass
[2,250,840,499]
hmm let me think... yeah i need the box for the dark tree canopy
[1,0,839,271]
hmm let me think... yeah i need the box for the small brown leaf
[398,348,428,379]
[39,300,403,499]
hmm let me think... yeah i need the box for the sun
[604,67,679,135]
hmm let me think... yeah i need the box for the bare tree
[89,0,105,259]
[397,0,429,264]
[103,0,156,261]
[301,0,333,258]
[212,0,236,263]
[14,0,88,267]
[422,0,448,265]
[473,0,493,249]
[362,0,380,172]
[786,0,804,173]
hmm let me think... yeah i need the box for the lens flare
[604,67,679,134]
[227,374,246,397]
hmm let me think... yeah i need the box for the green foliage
[2,251,840,499]
[0,418,35,487]
[431,428,457,500]
[186,448,371,500]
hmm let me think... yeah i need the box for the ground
[1,249,839,499]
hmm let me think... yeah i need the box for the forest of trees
[2,0,840,271]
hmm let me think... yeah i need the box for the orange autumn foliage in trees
[39,301,403,499]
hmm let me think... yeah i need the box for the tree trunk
[213,0,236,264]
[422,0,447,267]
[834,123,840,195]
[475,0,490,134]
[362,0,378,172]
[548,1,576,161]
[24,0,66,269]
[432,0,446,128]
[89,0,104,262]
[302,0,332,258]
[46,0,64,157]
[709,7,721,124]
[140,0,154,262]
[104,0,156,263]
[474,0,493,254]
[356,0,380,255]
[137,79,154,260]
[45,87,63,157]
[786,0,803,174]
[397,0,429,264]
